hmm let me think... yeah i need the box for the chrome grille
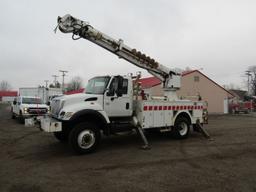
[27,108,47,114]
[50,99,62,116]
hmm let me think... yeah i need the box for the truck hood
[59,93,101,103]
[50,93,104,119]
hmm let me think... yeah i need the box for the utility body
[19,87,63,104]
[26,14,208,154]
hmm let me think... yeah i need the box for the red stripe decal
[143,106,148,111]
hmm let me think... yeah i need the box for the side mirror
[106,89,115,97]
[116,90,123,97]
[13,101,17,105]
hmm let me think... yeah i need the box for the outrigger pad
[196,122,212,140]
[140,145,151,150]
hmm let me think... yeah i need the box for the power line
[59,70,68,93]
[44,80,49,88]
[245,70,252,94]
[52,75,58,87]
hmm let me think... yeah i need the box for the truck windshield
[22,98,43,104]
[86,76,110,94]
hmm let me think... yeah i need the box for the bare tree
[223,83,241,90]
[248,66,256,96]
[0,80,12,91]
[49,81,61,88]
[67,76,83,91]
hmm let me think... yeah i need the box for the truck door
[12,97,19,114]
[104,76,132,117]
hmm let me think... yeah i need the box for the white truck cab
[12,96,50,122]
[51,75,133,121]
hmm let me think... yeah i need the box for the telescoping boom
[56,14,181,100]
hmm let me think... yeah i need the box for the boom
[56,14,181,99]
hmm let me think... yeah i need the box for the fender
[70,109,109,127]
[173,111,192,125]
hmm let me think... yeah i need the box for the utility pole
[44,80,49,88]
[245,70,252,95]
[52,75,58,87]
[59,70,68,93]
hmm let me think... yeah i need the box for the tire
[173,117,190,139]
[69,122,101,154]
[54,131,69,143]
[19,111,24,124]
[11,110,16,119]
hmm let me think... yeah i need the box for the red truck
[229,100,254,114]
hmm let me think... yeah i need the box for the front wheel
[54,131,69,143]
[18,111,24,124]
[172,117,190,139]
[11,111,16,119]
[69,122,101,154]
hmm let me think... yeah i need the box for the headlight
[59,111,73,120]
[24,107,28,113]
[59,111,65,118]
[64,112,73,119]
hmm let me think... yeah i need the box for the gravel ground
[0,103,256,192]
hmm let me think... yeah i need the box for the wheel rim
[77,130,96,149]
[178,122,188,136]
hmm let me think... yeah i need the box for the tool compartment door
[141,102,154,128]
[153,103,165,127]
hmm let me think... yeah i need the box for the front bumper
[25,116,62,132]
[22,113,48,118]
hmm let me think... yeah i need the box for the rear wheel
[69,122,101,154]
[173,117,190,139]
[11,109,16,119]
[18,111,24,124]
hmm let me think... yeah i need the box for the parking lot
[0,103,256,192]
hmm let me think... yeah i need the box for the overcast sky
[0,0,255,90]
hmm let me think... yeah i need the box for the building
[139,70,234,114]
[64,88,85,95]
[0,91,18,102]
[228,89,247,101]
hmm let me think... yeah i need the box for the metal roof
[0,91,18,97]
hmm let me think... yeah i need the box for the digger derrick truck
[26,14,208,154]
